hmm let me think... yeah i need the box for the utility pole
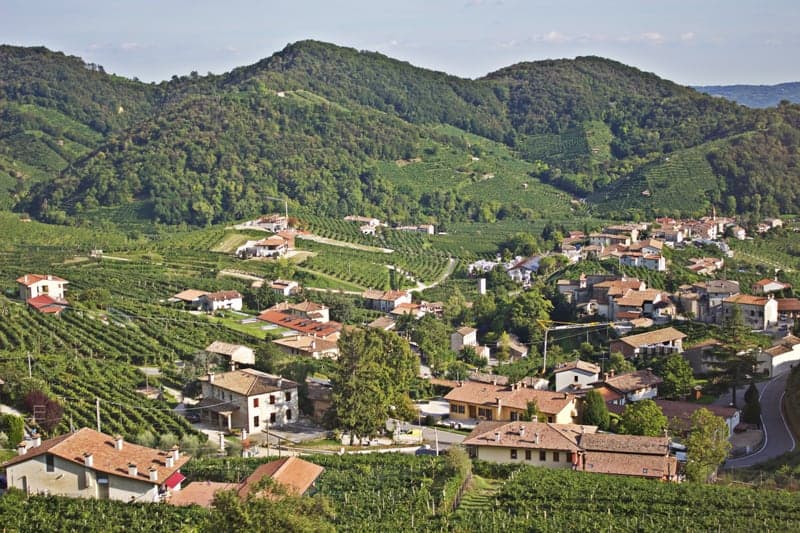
[27,352,32,378]
[95,398,101,432]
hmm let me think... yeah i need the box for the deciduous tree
[619,399,667,437]
[685,408,732,482]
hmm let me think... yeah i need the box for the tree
[607,352,635,374]
[330,328,418,444]
[582,390,610,430]
[685,408,732,482]
[496,332,512,363]
[660,353,695,399]
[0,414,25,448]
[743,381,762,425]
[520,400,539,422]
[713,305,761,408]
[619,399,667,436]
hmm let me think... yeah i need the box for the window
[253,398,259,408]
[510,449,517,460]
[547,416,554,423]
[539,451,546,461]
[574,375,579,382]
[253,416,260,427]
[450,404,459,413]
[285,392,292,401]
[46,454,54,472]
[525,450,532,461]
[286,409,292,421]
[510,412,518,421]
[270,412,276,423]
[553,452,560,462]
[269,395,276,404]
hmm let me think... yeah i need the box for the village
[2,208,798,510]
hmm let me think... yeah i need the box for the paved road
[725,371,796,468]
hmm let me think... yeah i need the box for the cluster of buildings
[16,274,69,314]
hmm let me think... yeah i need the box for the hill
[1,40,800,225]
[695,82,800,108]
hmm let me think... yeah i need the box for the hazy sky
[2,0,797,85]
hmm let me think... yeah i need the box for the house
[205,341,255,366]
[362,289,412,313]
[752,277,792,295]
[589,233,631,247]
[197,369,299,433]
[359,224,376,236]
[236,236,290,258]
[451,327,478,353]
[609,327,686,359]
[272,335,339,359]
[579,433,678,481]
[603,224,644,242]
[592,369,663,405]
[758,334,800,377]
[467,372,549,391]
[253,214,289,232]
[686,257,724,276]
[200,291,243,313]
[17,274,69,314]
[171,289,209,309]
[722,294,778,330]
[652,400,740,437]
[257,310,342,341]
[688,280,741,323]
[506,255,545,285]
[238,457,324,498]
[444,381,578,424]
[618,251,666,272]
[682,339,724,374]
[592,277,647,318]
[344,215,381,227]
[2,429,189,502]
[777,298,800,319]
[171,457,323,507]
[270,279,299,297]
[390,302,427,319]
[463,421,595,467]
[609,288,675,322]
[503,335,529,360]
[553,360,601,393]
[267,301,330,323]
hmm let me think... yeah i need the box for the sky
[1,0,798,86]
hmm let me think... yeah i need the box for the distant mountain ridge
[694,82,800,108]
[1,40,799,226]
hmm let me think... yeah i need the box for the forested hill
[2,40,800,226]
[695,82,800,108]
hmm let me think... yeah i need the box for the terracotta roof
[254,236,288,247]
[579,433,669,455]
[553,360,601,375]
[272,335,338,355]
[444,382,575,415]
[777,298,800,312]
[583,451,677,479]
[173,289,209,301]
[3,428,189,484]
[594,387,623,403]
[16,274,67,287]
[723,294,770,306]
[653,400,739,429]
[694,280,740,294]
[367,316,396,330]
[764,334,800,357]
[205,341,252,357]
[363,289,409,301]
[289,301,326,313]
[257,310,341,338]
[455,327,477,336]
[200,368,297,397]
[463,421,597,452]
[614,289,665,308]
[600,369,663,394]
[169,481,239,507]
[239,457,325,498]
[204,290,242,302]
[614,327,686,348]
[753,278,789,287]
[27,294,68,313]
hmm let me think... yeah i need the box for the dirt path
[297,233,393,254]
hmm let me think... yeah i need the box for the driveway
[725,371,796,468]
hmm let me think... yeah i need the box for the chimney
[128,463,138,477]
[519,425,525,437]
[84,452,93,467]
[32,434,42,447]
[149,466,158,482]
[535,433,540,445]
[171,445,180,462]
[609,369,615,378]
[277,377,284,388]
[494,431,501,442]
[114,434,123,450]
[165,455,174,468]
[603,372,609,381]
[230,361,236,372]
[16,442,27,455]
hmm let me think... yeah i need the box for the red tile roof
[27,294,69,313]
[16,274,67,287]
[463,421,596,452]
[257,310,342,338]
[168,481,239,508]
[238,457,325,498]
[444,382,575,416]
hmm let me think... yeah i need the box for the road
[725,371,796,468]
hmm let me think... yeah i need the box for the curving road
[725,371,796,468]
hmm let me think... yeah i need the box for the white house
[272,335,340,359]
[752,278,792,295]
[200,291,243,312]
[593,369,663,405]
[758,334,800,377]
[270,279,299,297]
[362,289,412,313]
[198,369,299,433]
[553,360,601,392]
[205,341,255,366]
[722,294,779,330]
[2,429,189,502]
[451,327,478,353]
[236,236,289,258]
[17,274,68,301]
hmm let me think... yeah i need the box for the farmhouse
[171,289,209,309]
[722,294,778,330]
[758,334,800,377]
[257,310,342,340]
[272,335,339,359]
[592,369,663,405]
[752,277,792,295]
[252,214,289,232]
[553,360,601,393]
[609,327,686,359]
[2,429,189,502]
[609,288,675,321]
[579,433,678,481]
[444,381,578,424]
[270,279,299,297]
[200,291,243,313]
[344,215,381,227]
[198,369,299,433]
[362,289,412,312]
[236,236,290,258]
[17,274,69,314]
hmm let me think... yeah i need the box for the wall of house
[762,350,800,378]
[626,386,658,403]
[6,455,156,502]
[555,371,598,392]
[19,279,66,300]
[475,445,577,468]
[448,400,577,424]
